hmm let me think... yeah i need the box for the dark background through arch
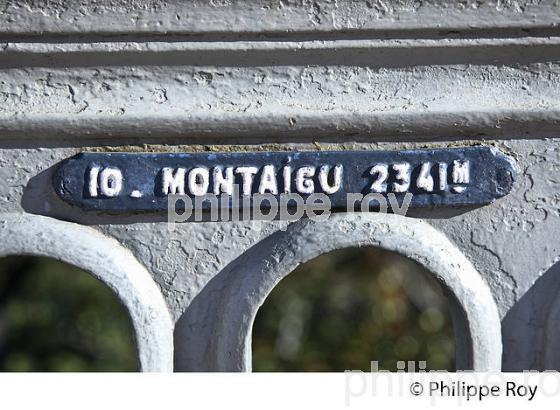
[252,247,455,372]
[0,256,137,371]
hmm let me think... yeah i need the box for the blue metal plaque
[53,147,516,212]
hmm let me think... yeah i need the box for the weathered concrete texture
[1,0,559,35]
[1,2,560,141]
[1,55,560,141]
[0,0,559,371]
[0,212,174,372]
[431,140,560,315]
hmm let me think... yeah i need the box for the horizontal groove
[2,26,560,44]
[1,0,560,41]
[2,37,560,68]
[1,109,559,147]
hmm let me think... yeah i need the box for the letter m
[162,167,186,195]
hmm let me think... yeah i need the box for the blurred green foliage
[0,256,136,371]
[252,247,455,372]
[0,248,454,372]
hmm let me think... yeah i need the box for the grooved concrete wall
[0,0,559,371]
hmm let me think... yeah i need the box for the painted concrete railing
[1,0,559,371]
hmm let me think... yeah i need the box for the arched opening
[0,214,174,372]
[0,255,137,371]
[252,247,455,372]
[178,213,500,371]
